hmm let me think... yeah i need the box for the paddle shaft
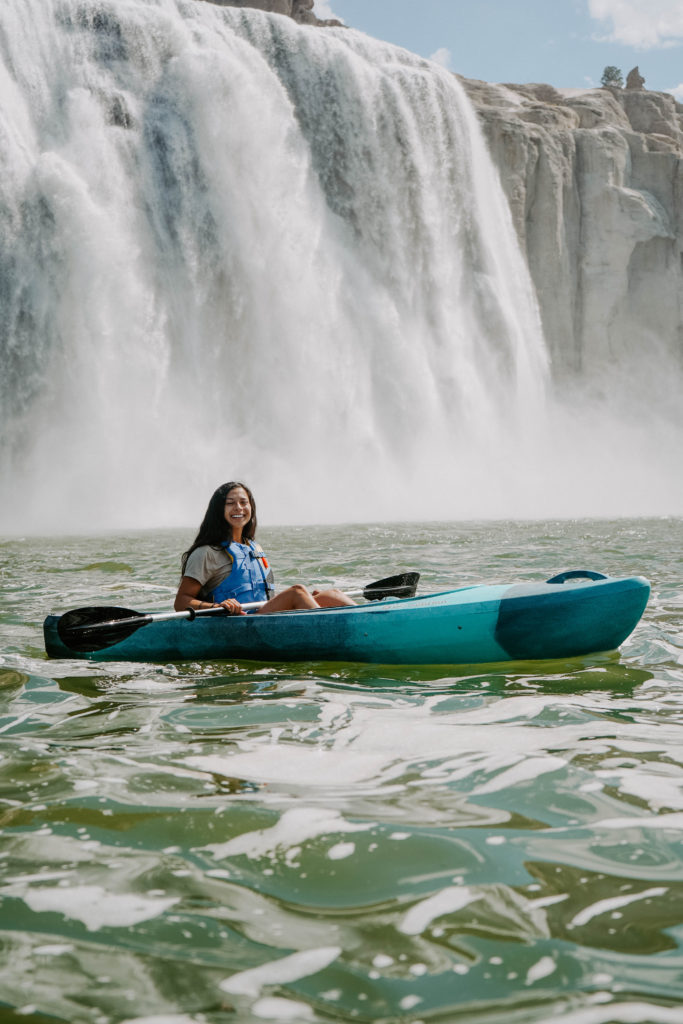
[86,585,393,631]
[148,601,262,623]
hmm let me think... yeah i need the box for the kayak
[43,570,650,665]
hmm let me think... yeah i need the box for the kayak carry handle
[546,570,608,584]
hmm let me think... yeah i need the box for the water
[3,0,682,535]
[2,518,683,1023]
[0,0,548,533]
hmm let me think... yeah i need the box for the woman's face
[224,486,252,538]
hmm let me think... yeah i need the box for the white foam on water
[472,755,566,794]
[20,884,180,931]
[525,956,557,985]
[121,1018,201,1024]
[252,997,315,1020]
[5,870,72,884]
[399,886,481,935]
[535,1001,683,1024]
[186,745,395,786]
[327,841,356,860]
[182,693,680,815]
[594,812,683,831]
[568,886,668,928]
[203,806,370,861]
[219,946,342,997]
[595,767,683,811]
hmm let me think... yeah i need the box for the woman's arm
[174,576,244,615]
[174,575,208,611]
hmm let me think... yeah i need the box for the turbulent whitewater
[0,0,679,532]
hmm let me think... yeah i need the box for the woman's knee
[283,584,317,609]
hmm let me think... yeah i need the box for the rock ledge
[459,77,683,377]
[195,0,344,27]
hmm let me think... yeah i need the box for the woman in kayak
[174,481,356,615]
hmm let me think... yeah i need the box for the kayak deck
[43,572,651,666]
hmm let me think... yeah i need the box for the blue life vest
[212,541,274,605]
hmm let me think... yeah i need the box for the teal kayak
[43,570,650,665]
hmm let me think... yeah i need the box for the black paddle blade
[362,572,420,601]
[57,606,148,653]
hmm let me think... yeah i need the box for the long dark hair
[181,481,258,574]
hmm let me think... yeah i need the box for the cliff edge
[195,0,343,27]
[460,78,683,382]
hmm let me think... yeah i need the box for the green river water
[1,518,682,1024]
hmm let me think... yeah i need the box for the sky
[314,0,683,98]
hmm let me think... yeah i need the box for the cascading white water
[0,0,679,534]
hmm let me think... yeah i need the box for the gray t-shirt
[183,545,233,601]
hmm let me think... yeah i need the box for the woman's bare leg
[311,588,356,607]
[256,585,356,614]
[256,584,319,613]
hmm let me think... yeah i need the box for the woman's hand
[218,598,245,616]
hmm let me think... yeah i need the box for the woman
[174,481,355,615]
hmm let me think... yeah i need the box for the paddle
[56,572,420,653]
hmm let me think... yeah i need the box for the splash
[0,0,678,533]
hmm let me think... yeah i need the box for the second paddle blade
[57,605,145,654]
[362,572,420,601]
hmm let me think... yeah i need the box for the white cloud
[588,0,683,49]
[313,0,342,21]
[666,83,683,100]
[429,46,452,69]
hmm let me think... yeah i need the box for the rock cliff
[459,77,683,385]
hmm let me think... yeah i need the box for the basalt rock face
[459,78,683,383]
[195,0,343,27]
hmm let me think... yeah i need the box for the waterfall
[0,0,674,533]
